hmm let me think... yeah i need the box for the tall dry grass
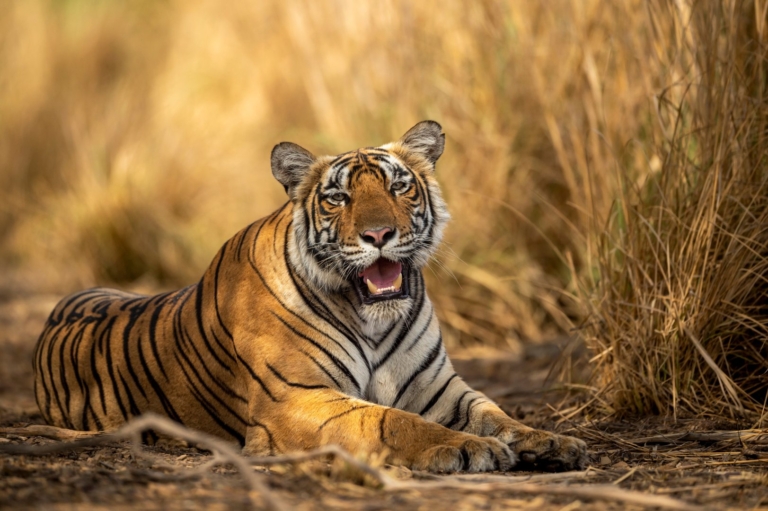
[0,0,661,349]
[581,0,768,418]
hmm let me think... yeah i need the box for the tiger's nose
[360,227,395,248]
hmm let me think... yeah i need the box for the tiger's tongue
[359,259,402,288]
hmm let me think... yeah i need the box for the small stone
[599,455,612,466]
[612,460,630,470]
[0,437,10,444]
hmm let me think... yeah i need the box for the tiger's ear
[271,142,316,197]
[399,120,445,165]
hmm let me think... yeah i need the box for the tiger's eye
[329,192,346,203]
[391,182,408,192]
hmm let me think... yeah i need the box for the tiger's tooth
[393,273,403,291]
[366,279,379,294]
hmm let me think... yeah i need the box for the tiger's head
[271,121,450,323]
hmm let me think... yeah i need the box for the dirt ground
[1,279,767,510]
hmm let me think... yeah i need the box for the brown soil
[1,281,767,510]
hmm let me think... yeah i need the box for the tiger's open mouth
[352,258,410,304]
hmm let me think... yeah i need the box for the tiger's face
[272,121,450,323]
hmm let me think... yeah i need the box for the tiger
[33,121,587,473]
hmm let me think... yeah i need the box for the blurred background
[1,0,766,416]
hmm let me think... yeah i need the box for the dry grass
[0,1,766,416]
[580,0,768,418]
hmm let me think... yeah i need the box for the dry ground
[1,279,767,510]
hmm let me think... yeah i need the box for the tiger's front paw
[413,435,516,473]
[500,428,587,472]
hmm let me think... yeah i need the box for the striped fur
[33,121,586,472]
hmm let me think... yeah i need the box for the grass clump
[581,0,768,418]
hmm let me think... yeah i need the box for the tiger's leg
[244,389,515,473]
[416,375,588,471]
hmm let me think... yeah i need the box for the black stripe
[318,405,373,431]
[455,397,483,431]
[122,300,151,400]
[55,325,77,428]
[174,352,245,445]
[430,351,448,384]
[391,338,442,407]
[103,317,130,421]
[170,295,250,412]
[116,367,142,418]
[67,327,90,429]
[194,386,245,445]
[90,320,109,416]
[444,391,473,429]
[379,408,394,448]
[271,312,360,393]
[33,320,56,411]
[53,290,101,325]
[172,349,248,428]
[404,308,434,352]
[147,296,170,380]
[324,396,351,404]
[373,275,426,370]
[42,324,66,425]
[267,363,329,390]
[118,297,143,311]
[246,420,276,454]
[136,317,183,423]
[235,205,283,262]
[181,326,243,403]
[212,244,235,341]
[235,353,278,402]
[300,350,342,389]
[272,209,286,255]
[174,311,248,405]
[419,373,458,416]
[193,278,237,370]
